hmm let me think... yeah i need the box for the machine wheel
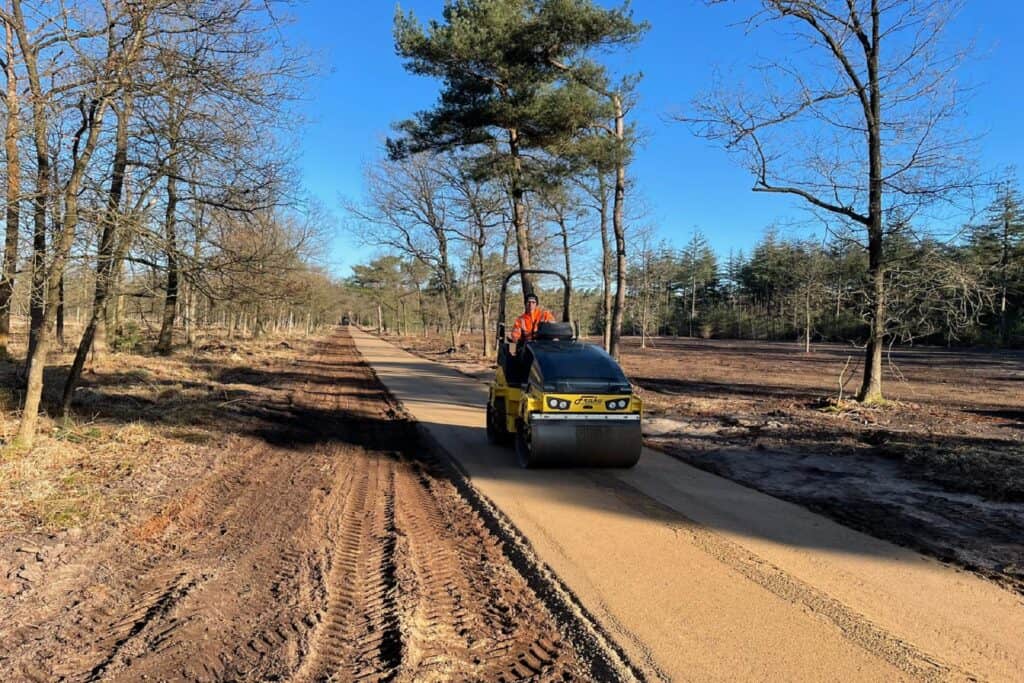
[486,400,512,446]
[515,419,537,468]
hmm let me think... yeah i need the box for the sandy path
[353,327,1024,682]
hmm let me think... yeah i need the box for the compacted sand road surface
[1,331,613,682]
[352,327,1024,682]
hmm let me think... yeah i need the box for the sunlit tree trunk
[0,20,20,358]
[609,95,628,360]
[156,171,179,355]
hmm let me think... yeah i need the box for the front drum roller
[516,415,642,468]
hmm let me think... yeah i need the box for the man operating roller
[509,292,554,344]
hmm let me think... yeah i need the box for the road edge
[353,333,650,683]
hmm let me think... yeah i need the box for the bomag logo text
[573,396,600,405]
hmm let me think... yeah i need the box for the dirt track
[0,331,599,681]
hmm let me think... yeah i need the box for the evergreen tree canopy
[390,0,644,170]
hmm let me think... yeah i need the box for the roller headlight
[606,398,630,410]
[558,400,570,410]
[547,397,559,409]
[619,399,630,409]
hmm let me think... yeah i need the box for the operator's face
[526,299,537,312]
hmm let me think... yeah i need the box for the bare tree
[444,159,504,358]
[684,0,975,402]
[348,154,461,350]
[5,0,155,448]
[0,12,19,358]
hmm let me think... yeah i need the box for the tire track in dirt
[74,441,333,682]
[392,459,574,681]
[295,453,404,682]
[2,329,602,682]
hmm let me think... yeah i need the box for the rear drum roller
[515,420,537,468]
[487,401,512,446]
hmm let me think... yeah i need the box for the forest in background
[343,0,1021,399]
[0,1,349,448]
[3,0,1022,450]
[345,176,1022,351]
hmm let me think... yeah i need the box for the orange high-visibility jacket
[510,308,555,342]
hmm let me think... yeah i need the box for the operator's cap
[526,292,539,303]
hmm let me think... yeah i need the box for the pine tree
[970,181,1024,344]
[390,0,644,307]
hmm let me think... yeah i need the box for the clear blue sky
[284,1,1024,276]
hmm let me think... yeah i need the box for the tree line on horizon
[345,178,1022,353]
[345,0,1014,405]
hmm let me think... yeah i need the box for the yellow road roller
[485,269,642,468]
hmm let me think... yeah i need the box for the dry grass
[0,420,164,533]
[0,327,325,535]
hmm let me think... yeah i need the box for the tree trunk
[14,0,52,445]
[608,96,628,360]
[184,280,194,346]
[188,204,203,347]
[476,240,491,358]
[0,21,20,358]
[598,173,612,352]
[557,213,573,322]
[640,258,649,350]
[60,94,130,413]
[17,98,107,446]
[689,270,697,338]
[56,273,65,347]
[25,160,47,365]
[436,228,459,350]
[804,287,811,353]
[999,213,1010,345]
[253,302,265,339]
[113,290,125,341]
[857,1,885,404]
[156,174,179,355]
[507,128,534,299]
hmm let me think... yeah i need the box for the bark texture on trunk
[436,231,458,351]
[556,213,573,322]
[0,21,20,357]
[856,0,886,403]
[507,128,534,300]
[56,273,65,347]
[156,173,179,355]
[608,96,628,360]
[598,173,612,352]
[998,212,1011,345]
[474,239,490,357]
